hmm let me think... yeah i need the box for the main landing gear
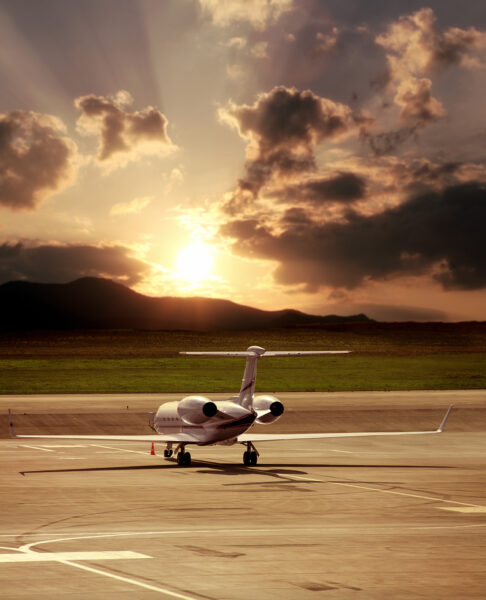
[242,441,259,466]
[173,443,191,466]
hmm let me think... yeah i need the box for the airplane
[8,345,453,467]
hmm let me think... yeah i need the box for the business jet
[8,345,452,467]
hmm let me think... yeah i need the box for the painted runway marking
[0,550,149,563]
[91,444,149,456]
[437,507,486,514]
[22,445,55,452]
[283,474,321,483]
[247,467,486,512]
[55,560,201,600]
[38,444,88,448]
[6,538,200,600]
[0,548,197,600]
[327,480,486,510]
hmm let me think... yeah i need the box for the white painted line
[58,560,201,600]
[437,507,486,514]
[328,481,486,510]
[283,474,321,483]
[91,444,149,456]
[21,445,56,452]
[38,445,88,448]
[0,522,484,543]
[0,550,150,563]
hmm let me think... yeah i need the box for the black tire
[243,451,251,466]
[177,452,184,466]
[168,450,173,457]
[164,449,169,458]
[183,452,191,466]
[250,451,258,465]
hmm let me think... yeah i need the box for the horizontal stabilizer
[180,350,350,357]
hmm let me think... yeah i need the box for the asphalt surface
[0,390,485,599]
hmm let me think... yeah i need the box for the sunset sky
[1,0,486,321]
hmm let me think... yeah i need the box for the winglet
[437,404,453,433]
[8,409,17,438]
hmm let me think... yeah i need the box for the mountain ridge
[0,277,372,331]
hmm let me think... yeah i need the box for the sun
[176,241,214,283]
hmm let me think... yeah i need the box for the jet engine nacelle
[177,395,218,425]
[253,395,284,424]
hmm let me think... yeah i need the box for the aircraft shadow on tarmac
[18,459,452,476]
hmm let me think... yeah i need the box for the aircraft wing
[7,412,198,443]
[238,405,453,442]
[10,434,198,442]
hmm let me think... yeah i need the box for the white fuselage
[154,398,257,445]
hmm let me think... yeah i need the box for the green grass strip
[0,354,485,394]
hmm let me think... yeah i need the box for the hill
[0,277,372,331]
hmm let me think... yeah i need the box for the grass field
[1,324,485,394]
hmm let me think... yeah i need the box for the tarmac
[0,390,485,599]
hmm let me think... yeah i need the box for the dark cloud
[221,182,486,291]
[230,86,356,151]
[238,149,316,197]
[220,86,367,207]
[0,242,149,285]
[0,110,78,210]
[75,91,172,163]
[276,172,367,204]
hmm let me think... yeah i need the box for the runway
[0,391,485,599]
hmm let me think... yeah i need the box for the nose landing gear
[242,441,259,466]
[163,443,173,458]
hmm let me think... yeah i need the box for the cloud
[373,8,486,130]
[0,110,79,210]
[225,85,357,150]
[75,90,174,166]
[361,75,445,154]
[275,172,367,205]
[110,196,153,216]
[0,242,150,285]
[394,77,445,125]
[199,0,293,30]
[219,86,367,205]
[251,41,268,59]
[221,182,486,292]
[376,8,486,80]
[314,28,339,54]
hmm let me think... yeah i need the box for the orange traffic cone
[150,442,155,455]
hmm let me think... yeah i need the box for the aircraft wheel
[243,451,251,466]
[183,452,191,466]
[164,449,170,458]
[177,451,184,466]
[250,451,258,466]
[168,450,173,457]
